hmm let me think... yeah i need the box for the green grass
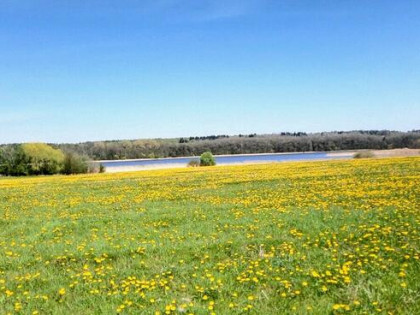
[0,157,419,314]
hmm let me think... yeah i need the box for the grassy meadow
[0,157,419,314]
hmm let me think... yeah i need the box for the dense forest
[50,130,420,160]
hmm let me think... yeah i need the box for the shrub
[87,163,106,174]
[200,151,216,166]
[62,152,89,174]
[353,151,375,159]
[187,159,200,167]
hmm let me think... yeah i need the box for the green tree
[21,143,65,175]
[0,145,30,176]
[200,151,216,166]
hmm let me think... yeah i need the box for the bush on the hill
[187,159,200,167]
[353,151,375,159]
[85,162,106,174]
[62,152,89,174]
[200,151,216,166]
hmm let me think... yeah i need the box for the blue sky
[0,0,419,144]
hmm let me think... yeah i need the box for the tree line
[56,130,420,160]
[1,130,418,176]
[0,143,104,176]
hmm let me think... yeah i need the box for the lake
[99,152,353,171]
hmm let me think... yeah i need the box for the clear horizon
[1,1,419,144]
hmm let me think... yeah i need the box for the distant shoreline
[102,149,419,173]
[96,150,351,163]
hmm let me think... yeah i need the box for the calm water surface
[99,152,352,169]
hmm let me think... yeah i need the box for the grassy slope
[0,157,419,314]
